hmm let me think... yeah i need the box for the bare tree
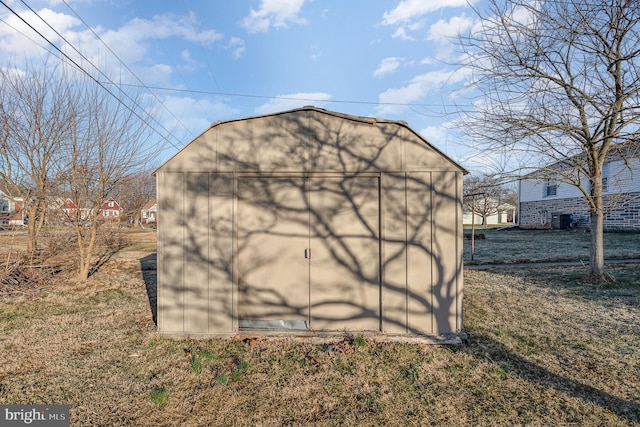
[464,175,516,225]
[113,170,156,226]
[459,0,640,280]
[64,77,154,280]
[0,63,75,251]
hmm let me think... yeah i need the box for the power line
[16,0,185,152]
[178,0,232,117]
[61,0,197,143]
[0,0,185,152]
[98,81,475,109]
[128,0,216,130]
[0,15,59,58]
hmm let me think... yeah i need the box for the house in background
[0,190,25,225]
[463,198,517,226]
[45,197,77,225]
[46,197,124,225]
[97,198,123,224]
[519,150,640,230]
[141,198,157,224]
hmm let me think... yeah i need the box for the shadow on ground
[140,253,157,325]
[452,333,639,423]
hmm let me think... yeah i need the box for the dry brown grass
[0,228,638,425]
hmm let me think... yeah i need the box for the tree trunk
[26,205,38,253]
[77,225,98,281]
[589,173,605,281]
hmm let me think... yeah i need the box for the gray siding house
[155,107,467,338]
[519,155,640,229]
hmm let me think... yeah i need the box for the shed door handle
[304,248,311,259]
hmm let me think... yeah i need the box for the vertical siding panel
[208,173,234,332]
[380,172,408,333]
[431,171,460,334]
[157,172,186,333]
[455,171,464,331]
[184,173,210,333]
[406,172,433,334]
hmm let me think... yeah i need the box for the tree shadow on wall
[158,110,463,334]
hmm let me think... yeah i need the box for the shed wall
[160,111,460,174]
[157,109,464,336]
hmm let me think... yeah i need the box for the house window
[586,162,609,193]
[108,201,114,207]
[544,181,557,197]
[602,162,609,192]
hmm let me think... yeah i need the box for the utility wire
[0,15,58,58]
[16,0,185,151]
[0,0,184,152]
[61,0,197,142]
[99,81,474,109]
[128,0,215,129]
[179,0,232,117]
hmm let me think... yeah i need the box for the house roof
[141,198,157,210]
[521,139,640,179]
[100,198,122,209]
[155,106,469,175]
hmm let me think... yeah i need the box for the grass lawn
[464,228,640,264]
[0,229,638,425]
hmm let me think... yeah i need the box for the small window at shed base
[239,319,309,331]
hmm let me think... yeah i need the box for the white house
[463,197,516,226]
[141,198,157,224]
[519,155,640,229]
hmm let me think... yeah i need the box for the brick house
[48,197,123,225]
[0,190,25,225]
[97,199,123,224]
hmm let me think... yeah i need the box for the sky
[0,0,487,170]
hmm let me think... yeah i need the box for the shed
[155,107,467,338]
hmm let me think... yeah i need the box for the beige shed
[155,107,467,338]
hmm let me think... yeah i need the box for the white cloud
[0,8,223,79]
[227,37,246,59]
[241,0,307,33]
[104,14,222,61]
[154,95,240,134]
[143,14,222,45]
[179,50,202,72]
[391,27,414,41]
[255,92,332,115]
[373,57,403,78]
[309,44,321,60]
[136,63,173,84]
[375,68,469,116]
[382,0,475,25]
[426,15,473,60]
[0,8,79,58]
[420,124,450,143]
[427,15,473,44]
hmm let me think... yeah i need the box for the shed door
[237,176,380,331]
[237,177,310,324]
